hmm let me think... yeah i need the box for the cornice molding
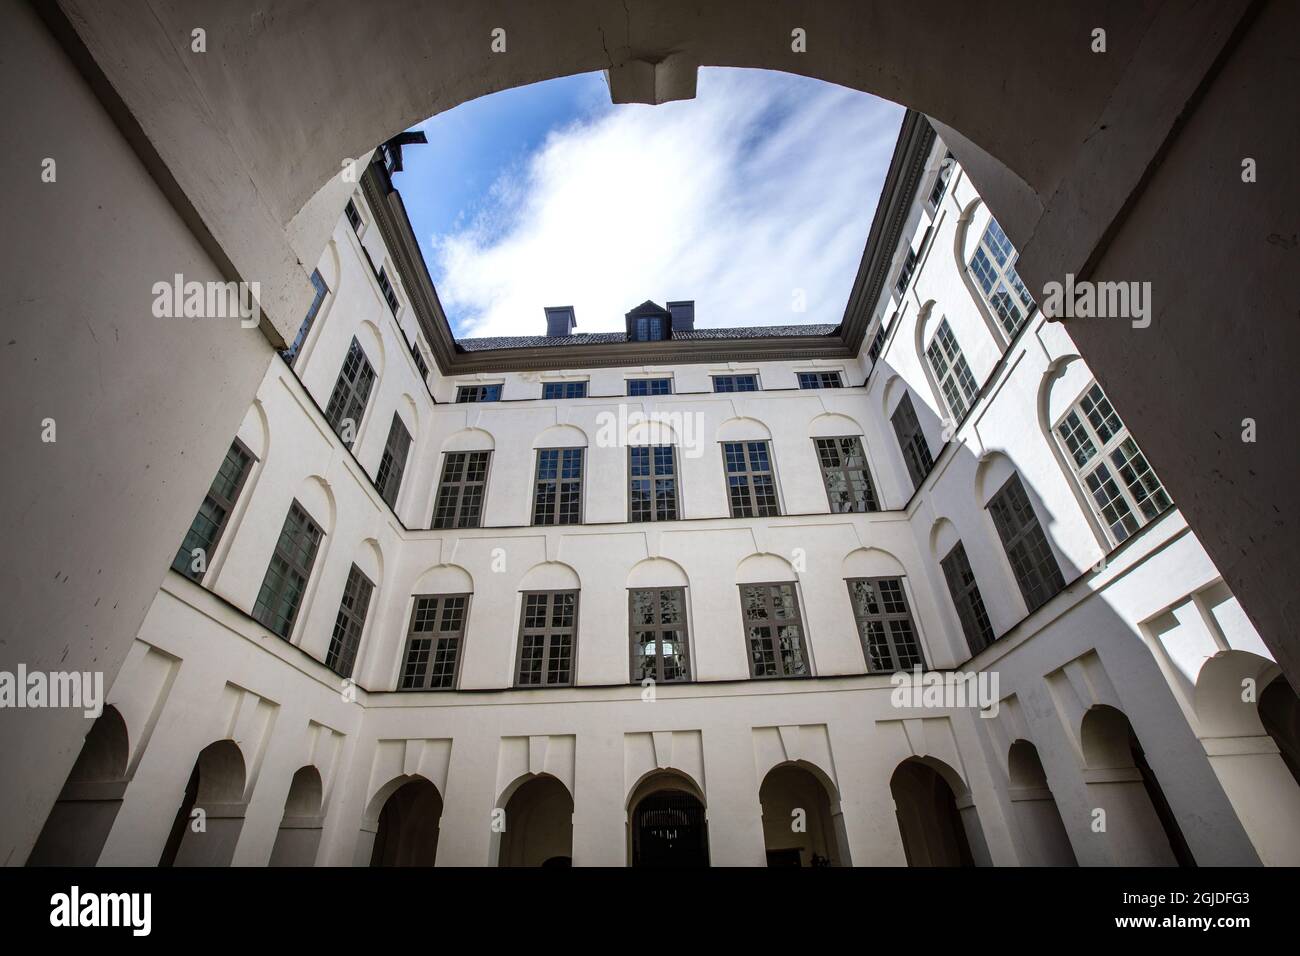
[368,111,934,374]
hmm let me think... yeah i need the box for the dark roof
[457,323,841,352]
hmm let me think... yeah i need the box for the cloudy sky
[396,68,903,339]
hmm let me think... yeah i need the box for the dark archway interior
[371,779,443,867]
[891,759,974,867]
[1259,675,1300,788]
[631,788,710,868]
[498,775,574,867]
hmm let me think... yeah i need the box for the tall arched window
[926,318,980,421]
[968,218,1034,339]
[1053,381,1171,545]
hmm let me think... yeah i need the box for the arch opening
[758,762,846,867]
[269,765,325,867]
[158,739,247,867]
[889,757,979,867]
[627,771,709,868]
[369,778,443,867]
[497,775,574,868]
[1006,740,1077,866]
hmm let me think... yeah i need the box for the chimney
[544,306,577,338]
[667,300,695,332]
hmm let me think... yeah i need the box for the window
[629,446,679,522]
[542,381,587,400]
[867,318,891,363]
[399,594,468,690]
[532,448,584,525]
[325,564,374,679]
[323,337,376,448]
[171,439,254,581]
[814,437,879,513]
[630,587,690,683]
[847,578,925,673]
[252,500,323,639]
[344,199,363,236]
[797,371,843,389]
[940,542,995,655]
[926,319,980,421]
[410,341,429,380]
[1056,382,1172,544]
[988,474,1066,613]
[455,384,501,403]
[891,393,934,489]
[723,441,780,518]
[516,591,578,687]
[375,413,412,508]
[712,374,759,393]
[432,451,490,529]
[376,266,400,316]
[969,218,1035,339]
[281,269,328,366]
[740,583,808,678]
[631,316,668,341]
[928,151,955,208]
[895,247,918,299]
[627,378,672,396]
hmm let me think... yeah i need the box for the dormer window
[633,316,668,342]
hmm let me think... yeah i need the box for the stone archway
[159,739,248,867]
[269,765,326,866]
[1006,739,1077,867]
[496,774,574,867]
[627,770,710,868]
[369,778,444,867]
[890,756,982,867]
[758,762,846,866]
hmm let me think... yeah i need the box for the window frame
[739,581,811,679]
[455,383,502,403]
[796,371,844,390]
[891,392,934,490]
[939,542,996,656]
[514,589,580,688]
[628,586,691,684]
[252,499,324,640]
[344,198,365,238]
[628,445,680,522]
[926,318,980,422]
[171,437,256,582]
[376,265,400,316]
[323,336,376,449]
[813,435,879,513]
[531,447,585,526]
[375,412,413,508]
[845,576,926,673]
[541,380,589,400]
[968,217,1035,341]
[987,473,1066,614]
[398,593,471,691]
[894,246,919,299]
[721,439,781,518]
[711,374,760,393]
[430,450,492,529]
[1053,381,1172,546]
[626,377,673,397]
[325,563,374,679]
[927,151,955,210]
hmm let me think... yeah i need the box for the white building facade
[26,118,1300,868]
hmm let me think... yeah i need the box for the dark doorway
[370,778,443,867]
[890,758,975,867]
[632,789,709,867]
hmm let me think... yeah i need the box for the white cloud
[429,69,903,338]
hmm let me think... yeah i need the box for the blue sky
[395,69,903,339]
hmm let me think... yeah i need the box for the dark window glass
[895,248,918,299]
[542,381,588,400]
[375,413,413,508]
[172,439,254,581]
[868,319,891,363]
[987,474,1066,613]
[410,342,429,380]
[632,316,668,341]
[847,577,924,673]
[940,542,995,655]
[630,587,690,683]
[797,371,843,389]
[431,451,491,529]
[323,337,376,448]
[712,375,759,393]
[627,378,672,396]
[532,448,584,525]
[516,591,578,687]
[281,269,328,366]
[926,319,980,421]
[891,393,933,490]
[399,594,468,690]
[377,267,399,315]
[325,564,374,678]
[629,446,679,522]
[740,583,808,678]
[928,152,955,208]
[344,199,363,235]
[456,384,502,403]
[252,501,323,639]
[722,441,780,518]
[814,437,878,513]
[969,218,1035,339]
